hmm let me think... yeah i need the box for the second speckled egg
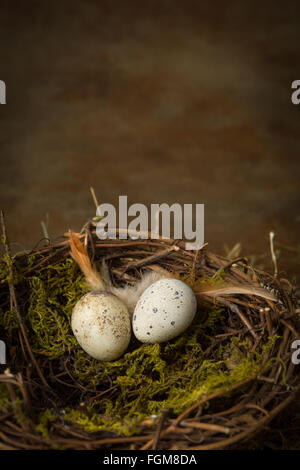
[132,278,197,343]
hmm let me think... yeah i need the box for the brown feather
[195,284,277,301]
[68,232,104,291]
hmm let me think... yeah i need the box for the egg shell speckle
[71,291,131,361]
[132,278,197,343]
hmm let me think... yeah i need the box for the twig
[152,409,169,450]
[187,391,296,450]
[269,231,278,278]
[226,242,242,260]
[180,420,230,435]
[90,186,99,210]
[213,257,249,278]
[191,245,208,278]
[0,210,50,389]
[122,245,179,272]
[17,373,35,421]
[140,378,253,450]
[280,319,299,338]
[217,298,259,340]
[260,307,273,337]
[245,403,269,416]
[40,218,50,240]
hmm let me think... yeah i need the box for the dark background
[0,0,299,448]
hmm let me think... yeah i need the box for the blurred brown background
[0,0,299,278]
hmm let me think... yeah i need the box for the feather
[68,232,104,291]
[100,259,113,291]
[110,272,165,316]
[195,284,277,301]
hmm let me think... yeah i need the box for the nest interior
[0,222,299,450]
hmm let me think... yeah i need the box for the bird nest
[0,220,299,450]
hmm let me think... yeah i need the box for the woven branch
[0,225,299,450]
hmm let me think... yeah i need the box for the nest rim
[0,223,299,450]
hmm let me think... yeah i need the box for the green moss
[64,319,273,436]
[35,409,58,442]
[0,258,86,359]
[0,255,279,440]
[179,270,226,290]
[0,384,30,430]
[0,384,10,412]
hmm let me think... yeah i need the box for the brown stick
[187,391,296,450]
[212,257,249,278]
[152,409,169,450]
[122,245,179,272]
[140,377,253,450]
[180,420,230,435]
[217,298,258,340]
[0,210,50,389]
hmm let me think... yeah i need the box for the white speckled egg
[71,291,131,361]
[132,278,197,343]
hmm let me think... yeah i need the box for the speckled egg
[132,278,197,343]
[71,291,131,361]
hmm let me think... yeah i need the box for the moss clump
[0,384,11,412]
[0,258,86,360]
[0,255,278,439]
[63,333,273,436]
